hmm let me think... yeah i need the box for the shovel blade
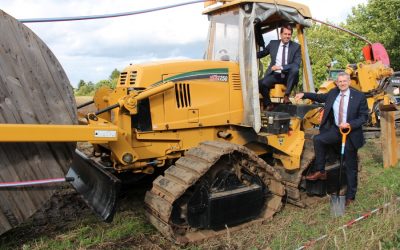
[66,150,121,222]
[330,194,346,217]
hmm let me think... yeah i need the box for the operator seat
[270,83,287,100]
[259,83,287,111]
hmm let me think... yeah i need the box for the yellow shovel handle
[340,126,351,144]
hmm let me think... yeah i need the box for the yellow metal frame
[0,124,118,143]
[297,24,313,93]
[267,118,305,170]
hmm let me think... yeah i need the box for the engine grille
[175,83,191,108]
[231,73,241,90]
[119,72,127,85]
[129,71,137,85]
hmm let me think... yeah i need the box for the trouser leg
[259,74,279,105]
[284,69,299,96]
[344,145,358,200]
[313,127,340,172]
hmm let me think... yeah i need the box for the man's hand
[339,123,350,129]
[271,65,282,71]
[295,93,304,101]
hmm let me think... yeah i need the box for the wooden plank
[380,111,398,168]
[398,136,400,161]
[0,10,77,235]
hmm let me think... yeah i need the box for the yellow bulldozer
[0,0,398,244]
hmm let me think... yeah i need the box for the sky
[1,0,368,87]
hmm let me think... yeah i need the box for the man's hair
[337,72,350,81]
[280,24,293,34]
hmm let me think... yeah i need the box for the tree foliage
[74,68,120,96]
[74,80,95,96]
[305,23,364,87]
[297,0,400,88]
[346,0,400,70]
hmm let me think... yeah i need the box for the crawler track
[272,130,316,207]
[144,141,285,244]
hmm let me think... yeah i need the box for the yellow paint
[0,124,118,143]
[297,25,312,93]
[264,119,305,170]
[270,84,286,98]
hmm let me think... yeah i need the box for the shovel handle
[339,126,351,154]
[340,127,351,142]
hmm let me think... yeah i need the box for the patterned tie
[338,93,345,125]
[281,44,286,78]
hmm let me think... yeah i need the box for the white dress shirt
[333,88,350,126]
[275,41,289,73]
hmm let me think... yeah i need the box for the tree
[346,0,400,70]
[77,79,86,89]
[305,23,363,87]
[74,69,121,96]
[108,68,120,89]
[295,0,400,88]
[95,79,114,90]
[109,68,120,81]
[75,81,95,96]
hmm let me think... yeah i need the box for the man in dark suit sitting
[257,24,301,110]
[295,72,369,206]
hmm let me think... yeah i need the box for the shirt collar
[340,88,350,96]
[280,41,289,47]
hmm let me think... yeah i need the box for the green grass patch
[104,212,154,241]
[1,211,155,250]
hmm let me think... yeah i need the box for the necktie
[281,44,286,78]
[338,93,345,125]
[281,44,287,66]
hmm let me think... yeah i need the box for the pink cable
[0,177,73,187]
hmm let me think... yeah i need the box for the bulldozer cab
[204,0,315,132]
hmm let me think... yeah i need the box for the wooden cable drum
[0,10,77,235]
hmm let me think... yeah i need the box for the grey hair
[337,72,350,80]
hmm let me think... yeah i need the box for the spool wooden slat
[0,10,77,235]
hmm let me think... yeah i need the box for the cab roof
[203,0,312,18]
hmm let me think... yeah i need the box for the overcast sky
[1,0,367,87]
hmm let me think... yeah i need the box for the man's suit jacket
[257,40,301,75]
[303,88,369,150]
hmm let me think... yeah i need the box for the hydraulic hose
[0,177,74,188]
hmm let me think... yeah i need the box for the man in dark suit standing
[295,72,369,206]
[258,24,301,110]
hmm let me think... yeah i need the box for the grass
[0,139,399,249]
[3,211,155,250]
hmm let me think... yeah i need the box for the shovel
[331,126,351,217]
